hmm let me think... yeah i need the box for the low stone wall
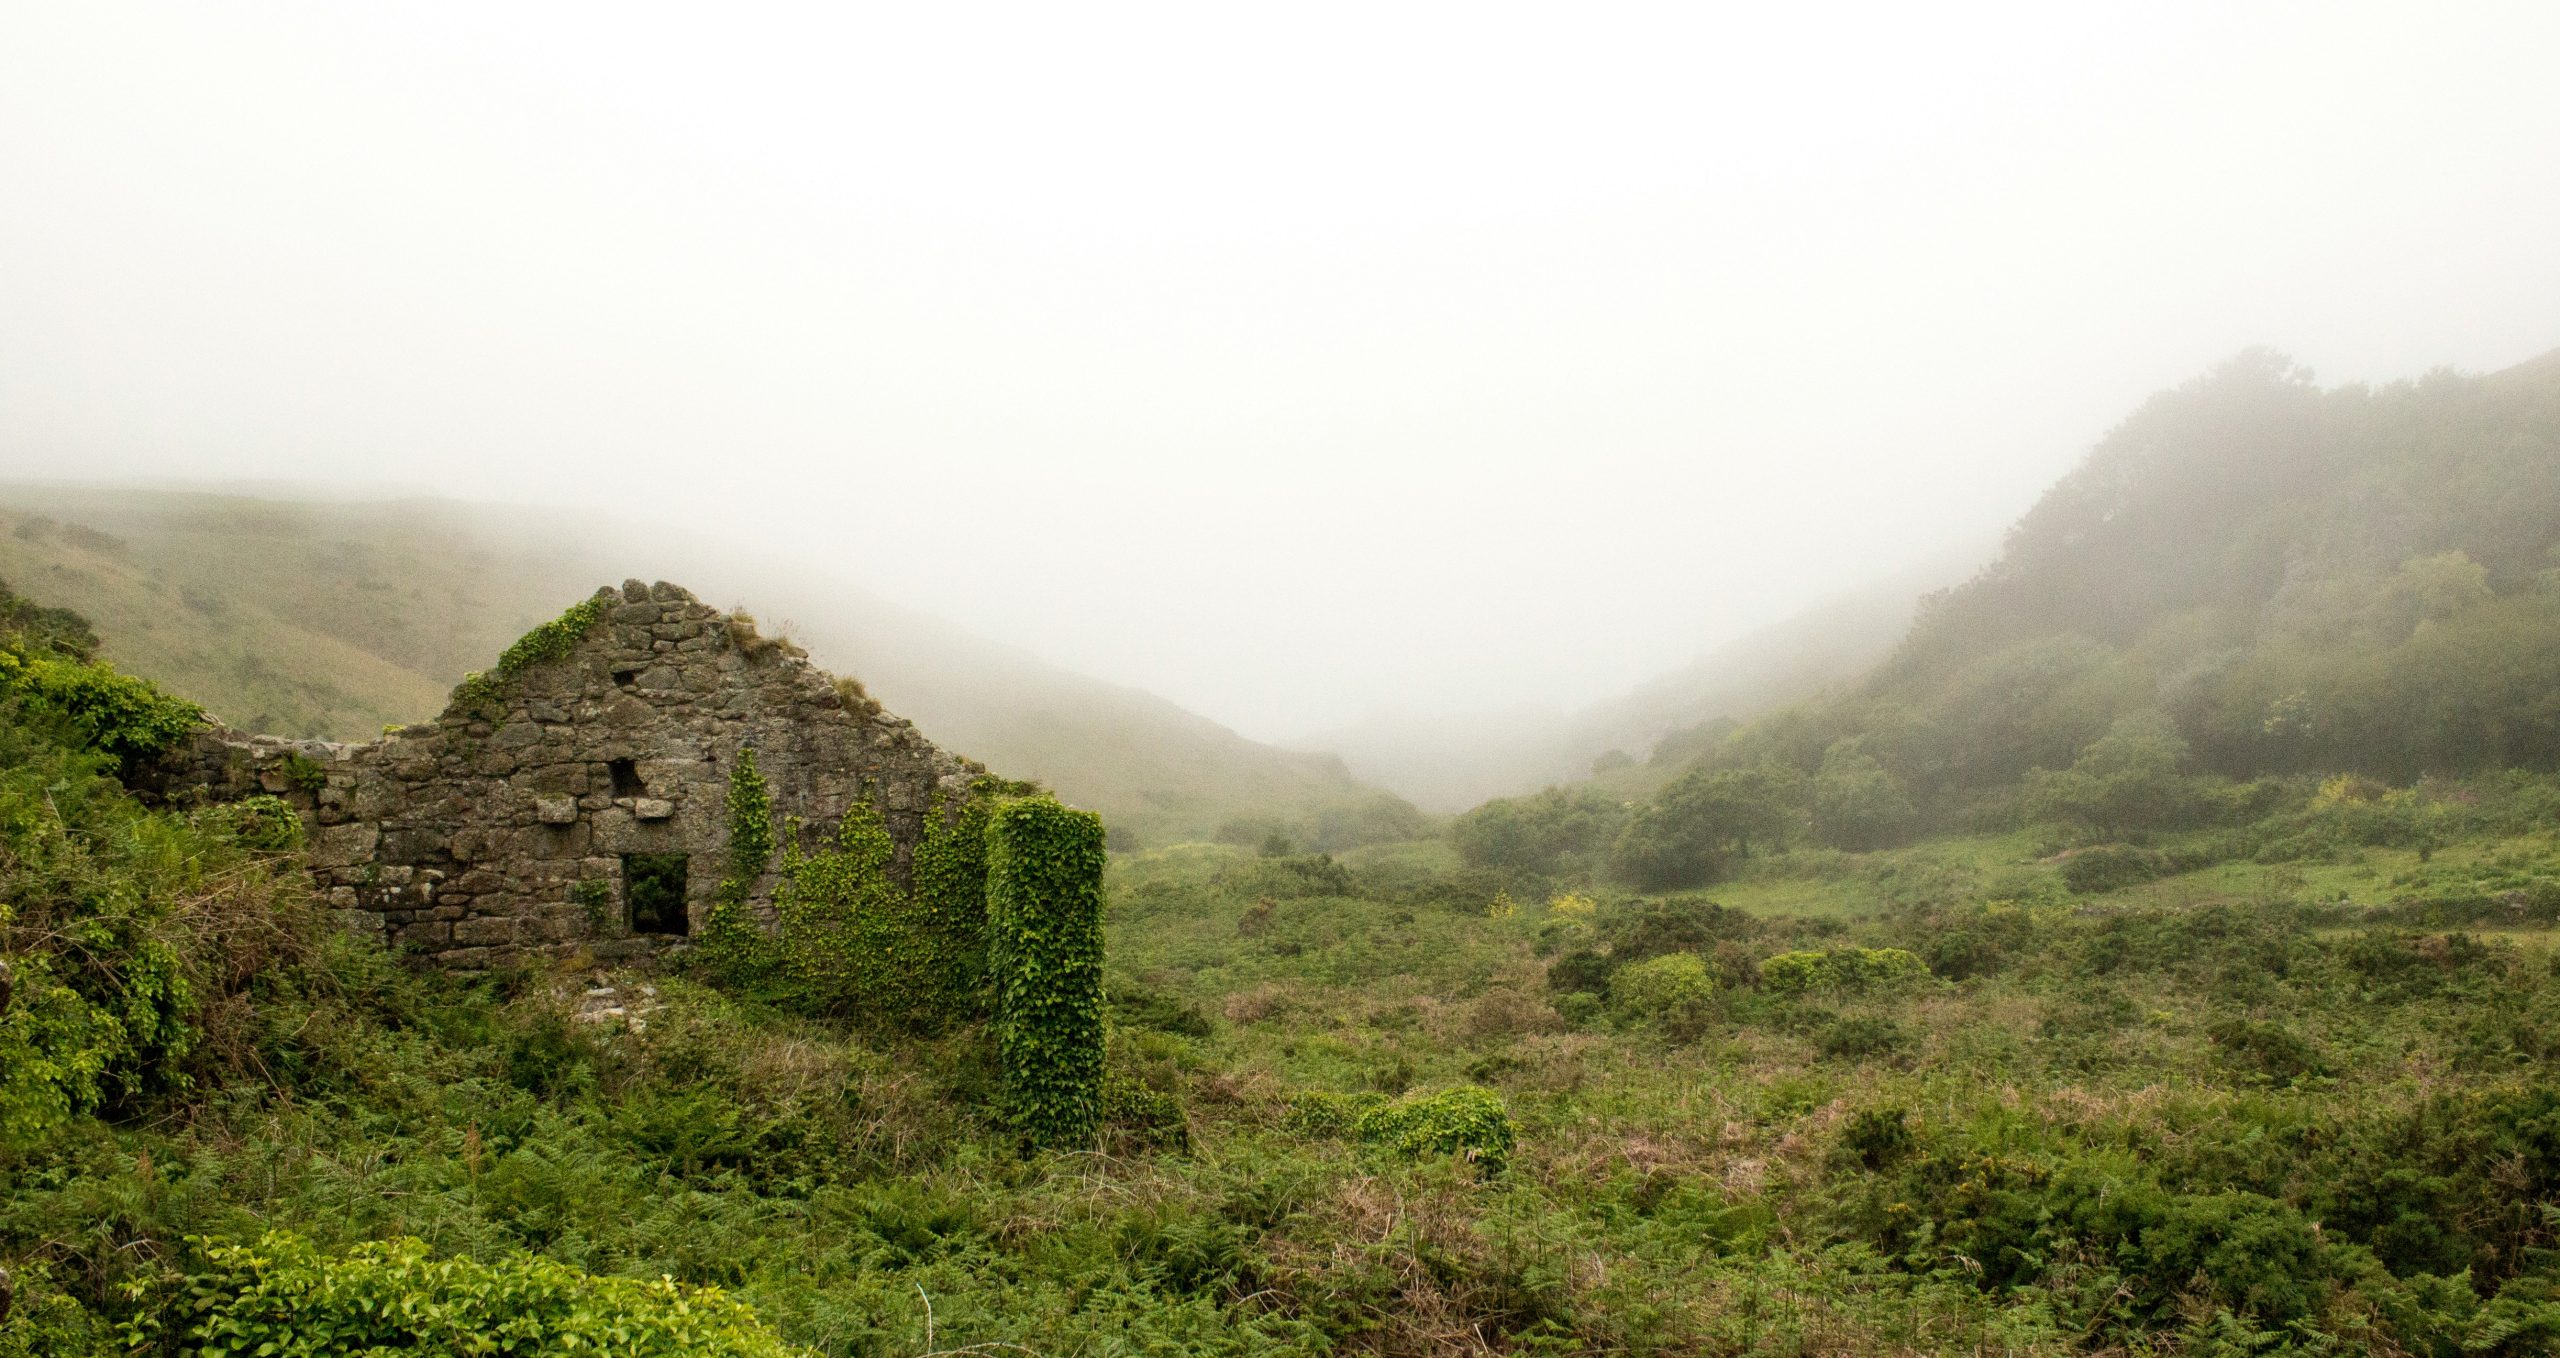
[150,581,985,967]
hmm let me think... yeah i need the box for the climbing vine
[692,752,1109,1144]
[695,747,778,980]
[771,802,939,1024]
[985,796,1108,1147]
[451,594,610,712]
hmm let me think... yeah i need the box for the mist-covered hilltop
[0,485,1418,849]
[1457,347,2560,879]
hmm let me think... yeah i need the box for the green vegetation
[451,594,610,712]
[0,483,1421,845]
[1463,349,2560,896]
[163,1232,801,1358]
[987,797,1110,1145]
[10,352,2560,1353]
[5,590,2560,1355]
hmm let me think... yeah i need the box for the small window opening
[608,758,645,796]
[612,668,641,690]
[624,853,690,935]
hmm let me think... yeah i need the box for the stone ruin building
[149,580,991,968]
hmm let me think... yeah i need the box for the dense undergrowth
[11,592,2560,1354]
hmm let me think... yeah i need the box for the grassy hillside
[1453,348,2560,889]
[11,579,2560,1352]
[0,483,1413,848]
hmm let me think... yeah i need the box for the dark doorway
[624,853,690,935]
[608,758,645,797]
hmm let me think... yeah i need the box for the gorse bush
[166,1232,803,1358]
[1607,951,1719,1039]
[1757,946,1930,994]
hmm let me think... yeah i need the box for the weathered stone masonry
[149,580,988,967]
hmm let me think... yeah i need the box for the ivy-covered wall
[700,752,1110,1139]
[143,580,988,967]
[986,797,1109,1146]
[135,577,1114,1142]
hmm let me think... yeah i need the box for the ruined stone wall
[152,580,985,967]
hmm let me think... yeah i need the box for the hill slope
[1611,345,2560,820]
[0,484,1409,847]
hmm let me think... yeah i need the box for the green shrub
[1893,900,2038,980]
[1758,946,1931,994]
[771,801,942,1025]
[2061,843,2175,894]
[2206,1015,2330,1086]
[569,878,613,933]
[1598,898,1757,963]
[987,796,1108,1147]
[0,726,307,1148]
[1817,1014,1910,1061]
[274,751,329,793]
[1451,786,1627,874]
[1212,852,1354,900]
[1837,1106,1915,1169]
[1353,1085,1516,1172]
[696,748,779,980]
[1607,952,1719,1039]
[0,647,200,768]
[1544,946,1615,996]
[1283,1089,1388,1138]
[167,1231,803,1357]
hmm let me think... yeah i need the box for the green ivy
[986,796,1108,1147]
[770,802,939,1024]
[696,748,779,980]
[908,776,1035,1006]
[692,757,1108,1142]
[451,594,610,713]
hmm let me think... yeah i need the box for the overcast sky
[4,2,2556,741]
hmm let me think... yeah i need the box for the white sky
[3,1,2556,740]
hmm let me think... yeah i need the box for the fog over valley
[5,2,2556,749]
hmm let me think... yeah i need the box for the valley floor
[17,805,2560,1355]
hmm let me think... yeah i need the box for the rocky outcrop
[150,580,987,967]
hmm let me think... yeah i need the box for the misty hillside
[1310,551,1981,812]
[0,484,1412,848]
[1604,347,2560,816]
